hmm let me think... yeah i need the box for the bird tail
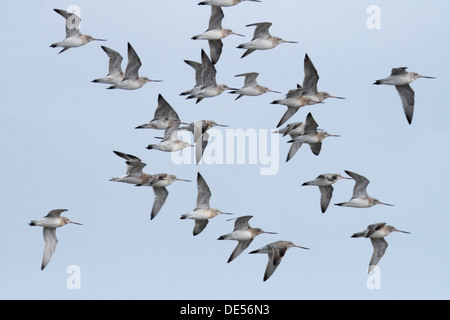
[270,100,280,104]
[29,221,37,226]
[179,90,191,96]
[146,145,154,150]
[335,202,345,206]
[373,80,382,85]
[180,213,189,220]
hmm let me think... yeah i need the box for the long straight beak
[220,212,233,215]
[268,89,282,94]
[148,79,163,82]
[340,176,352,179]
[330,95,346,99]
[328,134,341,137]
[293,244,309,250]
[215,124,228,127]
[262,231,278,234]
[176,178,191,182]
[69,221,83,225]
[420,76,436,79]
[281,40,298,44]
[232,32,245,37]
[380,202,394,206]
[93,38,107,42]
[394,228,411,234]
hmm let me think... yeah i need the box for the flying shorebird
[271,54,344,127]
[179,120,228,143]
[107,43,162,90]
[135,94,186,130]
[180,172,232,236]
[218,215,277,263]
[351,222,410,273]
[50,8,106,54]
[186,49,234,103]
[146,123,194,152]
[335,170,394,208]
[29,209,82,270]
[198,0,261,7]
[237,22,297,58]
[180,60,203,97]
[109,151,154,186]
[302,173,351,213]
[373,67,435,124]
[229,72,280,100]
[192,6,244,65]
[301,54,345,103]
[271,86,318,128]
[91,46,124,84]
[286,112,340,161]
[178,120,228,164]
[249,240,309,282]
[273,122,305,138]
[145,173,191,220]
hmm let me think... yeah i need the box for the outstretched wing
[195,172,212,210]
[42,228,58,270]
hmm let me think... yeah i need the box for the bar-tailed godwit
[249,240,309,281]
[302,173,351,213]
[145,174,191,220]
[271,86,318,128]
[237,22,297,58]
[286,112,339,161]
[179,120,228,164]
[180,172,232,236]
[335,170,394,208]
[135,94,185,130]
[374,67,435,124]
[107,43,161,90]
[146,124,193,152]
[273,122,305,138]
[92,46,124,84]
[218,215,277,263]
[352,222,410,273]
[229,72,280,100]
[29,209,82,270]
[180,60,203,97]
[192,6,244,64]
[50,9,106,54]
[109,151,154,185]
[302,54,345,103]
[186,50,234,103]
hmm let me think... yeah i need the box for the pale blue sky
[0,0,449,300]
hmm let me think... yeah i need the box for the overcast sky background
[1,1,449,300]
